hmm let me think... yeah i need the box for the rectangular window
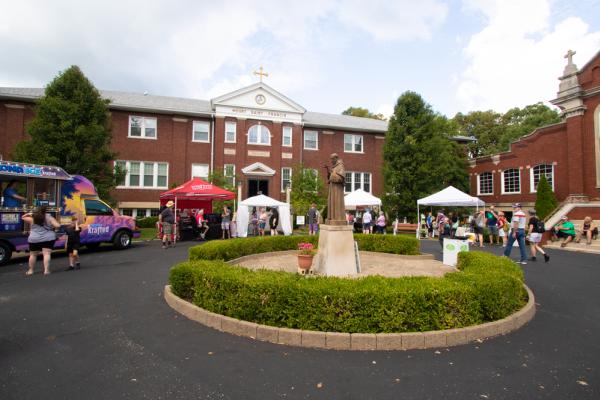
[128,116,157,139]
[121,208,133,217]
[344,171,372,193]
[115,160,126,186]
[150,208,161,217]
[225,122,236,143]
[193,121,210,143]
[281,167,292,192]
[282,126,292,147]
[191,164,209,180]
[115,161,168,189]
[502,168,521,194]
[224,164,235,187]
[531,164,554,192]
[478,172,493,195]
[304,130,318,150]
[344,134,363,153]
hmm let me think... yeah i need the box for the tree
[12,65,122,201]
[207,167,237,211]
[535,175,558,219]
[382,91,468,221]
[342,106,386,120]
[290,164,327,218]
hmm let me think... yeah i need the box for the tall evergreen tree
[382,91,468,221]
[534,175,558,219]
[13,66,121,201]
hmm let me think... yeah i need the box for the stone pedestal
[313,224,359,277]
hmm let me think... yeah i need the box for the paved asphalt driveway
[0,240,598,399]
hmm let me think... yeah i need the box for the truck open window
[85,199,113,216]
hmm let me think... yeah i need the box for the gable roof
[211,82,306,113]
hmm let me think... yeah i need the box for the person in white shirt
[503,203,528,264]
[362,209,372,234]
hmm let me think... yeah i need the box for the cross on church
[564,49,576,65]
[254,66,269,82]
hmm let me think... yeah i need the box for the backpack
[536,219,546,234]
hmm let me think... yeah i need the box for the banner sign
[443,238,469,267]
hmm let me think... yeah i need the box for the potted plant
[297,242,316,271]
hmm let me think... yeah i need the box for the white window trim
[191,163,210,180]
[128,116,157,140]
[224,163,236,186]
[281,167,292,192]
[282,126,293,147]
[115,160,168,189]
[343,133,364,154]
[192,121,211,143]
[501,168,521,195]
[247,125,272,146]
[303,130,319,150]
[225,121,237,143]
[344,171,372,193]
[529,165,554,193]
[477,172,494,196]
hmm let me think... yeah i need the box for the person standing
[195,208,209,240]
[221,206,231,239]
[485,206,500,245]
[258,208,268,236]
[473,210,486,247]
[65,216,82,271]
[159,201,175,249]
[438,217,451,249]
[503,203,528,264]
[269,207,279,236]
[2,180,26,207]
[497,211,509,247]
[527,210,549,262]
[21,206,61,275]
[362,209,372,234]
[426,212,433,238]
[376,211,386,234]
[307,203,319,235]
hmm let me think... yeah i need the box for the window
[128,116,157,139]
[281,167,292,191]
[149,208,161,217]
[502,168,520,194]
[531,164,554,192]
[225,122,236,143]
[193,121,210,143]
[191,164,209,180]
[282,126,292,147]
[344,171,372,193]
[85,199,113,216]
[121,209,133,217]
[248,125,271,145]
[115,160,126,186]
[344,134,363,153]
[224,164,235,186]
[304,130,318,150]
[478,172,493,195]
[115,161,168,189]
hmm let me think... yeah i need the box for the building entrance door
[248,179,269,197]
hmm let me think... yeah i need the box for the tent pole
[174,197,177,245]
[417,204,420,240]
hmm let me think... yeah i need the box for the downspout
[210,114,215,177]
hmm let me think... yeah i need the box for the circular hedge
[170,235,526,333]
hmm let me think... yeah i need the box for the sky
[1,0,599,118]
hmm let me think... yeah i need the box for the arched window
[502,168,520,194]
[248,125,271,145]
[478,172,493,195]
[531,164,554,192]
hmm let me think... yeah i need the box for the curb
[228,250,434,266]
[164,284,535,351]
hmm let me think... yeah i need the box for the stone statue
[324,153,346,224]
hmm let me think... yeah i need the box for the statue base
[313,224,359,277]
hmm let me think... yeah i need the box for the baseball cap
[512,203,521,208]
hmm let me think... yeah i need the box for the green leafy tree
[207,167,237,211]
[383,91,468,221]
[534,175,558,219]
[342,106,386,120]
[290,164,326,217]
[12,65,122,201]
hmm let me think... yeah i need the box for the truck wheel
[113,231,132,250]
[0,242,13,266]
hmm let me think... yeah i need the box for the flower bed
[172,236,526,333]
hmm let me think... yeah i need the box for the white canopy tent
[416,186,485,238]
[344,189,382,209]
[236,194,292,237]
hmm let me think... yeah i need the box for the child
[65,216,81,271]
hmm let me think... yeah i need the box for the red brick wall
[0,102,35,160]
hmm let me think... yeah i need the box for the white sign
[296,216,305,225]
[443,238,469,267]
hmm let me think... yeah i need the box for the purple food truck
[0,161,140,265]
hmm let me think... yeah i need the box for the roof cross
[564,49,576,65]
[253,66,269,82]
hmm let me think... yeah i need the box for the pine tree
[535,175,558,219]
[12,65,121,201]
[382,91,468,221]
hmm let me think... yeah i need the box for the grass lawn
[137,228,157,241]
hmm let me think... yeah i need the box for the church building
[0,76,387,217]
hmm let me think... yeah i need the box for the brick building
[469,50,600,222]
[0,82,386,216]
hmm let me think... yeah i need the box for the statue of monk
[324,153,346,224]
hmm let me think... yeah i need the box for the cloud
[456,0,600,113]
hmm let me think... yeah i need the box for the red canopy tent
[159,178,235,213]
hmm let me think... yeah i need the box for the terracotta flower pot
[297,254,314,270]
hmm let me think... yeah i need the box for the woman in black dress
[269,207,279,236]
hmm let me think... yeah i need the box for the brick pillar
[565,114,586,200]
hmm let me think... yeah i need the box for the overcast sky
[1,0,599,117]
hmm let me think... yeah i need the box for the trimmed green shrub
[136,216,158,228]
[170,248,526,333]
[535,175,559,219]
[189,234,419,261]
